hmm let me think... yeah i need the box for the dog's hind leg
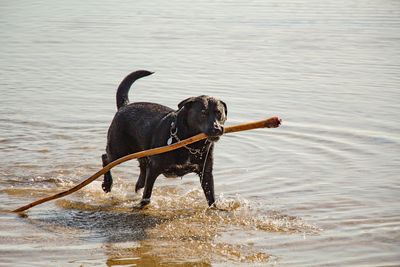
[101,154,113,193]
[135,158,147,193]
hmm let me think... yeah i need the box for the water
[1,0,399,265]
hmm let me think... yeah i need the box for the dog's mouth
[205,124,224,142]
[206,131,224,142]
[207,135,221,142]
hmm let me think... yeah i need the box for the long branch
[12,117,281,212]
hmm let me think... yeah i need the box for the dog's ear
[219,100,228,117]
[178,97,196,110]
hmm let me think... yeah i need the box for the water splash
[97,186,319,264]
[4,179,319,264]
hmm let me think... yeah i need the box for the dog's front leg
[135,158,148,193]
[201,171,216,207]
[136,166,160,209]
[199,153,216,207]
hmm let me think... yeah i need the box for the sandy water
[1,0,399,266]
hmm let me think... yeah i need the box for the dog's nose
[212,122,224,135]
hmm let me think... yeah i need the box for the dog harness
[167,112,213,183]
[168,119,210,157]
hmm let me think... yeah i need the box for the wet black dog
[102,70,227,208]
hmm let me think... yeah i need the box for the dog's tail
[116,70,154,109]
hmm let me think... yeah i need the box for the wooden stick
[12,117,281,212]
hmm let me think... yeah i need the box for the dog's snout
[211,121,224,135]
[218,125,225,134]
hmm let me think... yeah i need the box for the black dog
[102,70,227,208]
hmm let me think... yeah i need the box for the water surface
[1,0,399,266]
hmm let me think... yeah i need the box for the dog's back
[107,102,173,157]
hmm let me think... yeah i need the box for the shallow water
[1,0,399,266]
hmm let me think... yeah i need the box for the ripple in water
[18,184,320,265]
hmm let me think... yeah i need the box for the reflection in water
[15,185,318,265]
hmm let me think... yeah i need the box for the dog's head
[178,95,227,141]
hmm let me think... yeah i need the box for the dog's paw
[132,199,151,210]
[266,116,282,128]
[135,183,144,193]
[102,181,112,193]
[208,203,218,210]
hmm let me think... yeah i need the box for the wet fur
[102,70,227,208]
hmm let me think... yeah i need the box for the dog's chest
[162,157,200,178]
